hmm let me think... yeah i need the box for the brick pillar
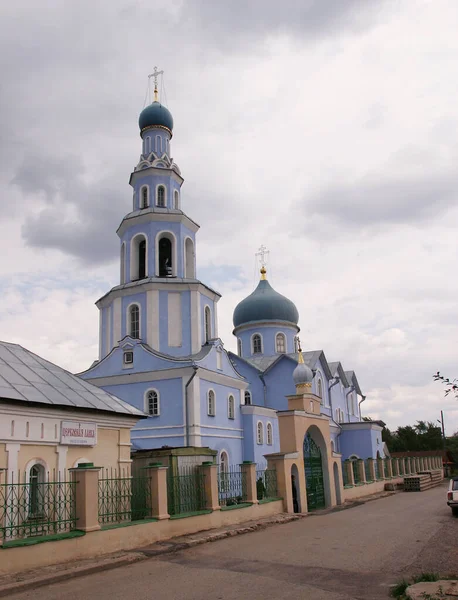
[367,458,376,482]
[199,462,220,511]
[357,459,366,484]
[377,457,385,479]
[407,457,412,474]
[142,463,169,520]
[386,458,393,478]
[0,469,6,547]
[392,458,399,477]
[415,457,420,473]
[267,458,295,513]
[240,462,258,505]
[344,460,355,486]
[69,463,101,533]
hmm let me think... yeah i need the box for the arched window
[29,463,45,517]
[173,190,179,209]
[141,186,148,209]
[208,390,215,416]
[157,185,166,207]
[146,390,160,416]
[257,422,264,445]
[138,240,146,279]
[131,235,147,281]
[220,451,228,473]
[156,135,162,154]
[244,390,252,405]
[120,243,126,284]
[185,238,195,278]
[275,333,286,353]
[266,423,273,445]
[158,237,172,277]
[228,395,235,419]
[204,306,211,342]
[237,338,242,356]
[317,378,323,402]
[129,304,140,339]
[145,136,151,154]
[252,334,262,355]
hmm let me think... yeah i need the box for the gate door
[303,433,325,510]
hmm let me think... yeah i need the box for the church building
[79,76,385,474]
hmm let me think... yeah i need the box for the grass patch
[390,572,454,599]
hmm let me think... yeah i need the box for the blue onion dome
[139,101,174,135]
[293,353,313,386]
[233,268,299,328]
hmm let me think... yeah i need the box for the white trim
[126,301,141,339]
[173,189,180,210]
[244,390,252,406]
[155,135,162,154]
[112,298,121,346]
[266,422,273,445]
[184,236,195,279]
[144,388,160,416]
[200,425,243,432]
[204,304,212,342]
[120,242,126,285]
[155,183,167,207]
[201,434,243,440]
[72,456,91,468]
[132,434,184,440]
[155,230,177,277]
[256,421,264,445]
[129,232,149,281]
[227,394,235,420]
[133,424,184,431]
[25,457,50,481]
[251,332,263,355]
[219,449,229,472]
[207,388,216,416]
[275,331,287,354]
[190,290,201,353]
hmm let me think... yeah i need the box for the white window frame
[317,378,323,403]
[256,421,264,445]
[184,236,195,278]
[208,389,216,416]
[155,230,177,277]
[140,185,149,209]
[219,450,229,473]
[130,233,148,281]
[266,422,273,445]
[120,242,126,284]
[145,389,160,416]
[127,302,141,339]
[204,305,212,342]
[228,395,235,419]
[275,332,286,353]
[173,189,180,209]
[244,390,252,405]
[156,184,166,207]
[251,333,263,355]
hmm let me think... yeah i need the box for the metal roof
[0,341,144,417]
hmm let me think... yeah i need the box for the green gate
[303,433,325,510]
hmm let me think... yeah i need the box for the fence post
[405,457,411,474]
[357,459,366,484]
[143,463,170,520]
[392,458,399,477]
[241,462,258,504]
[199,462,220,511]
[69,463,101,533]
[367,458,376,482]
[386,458,393,478]
[0,469,6,547]
[344,460,355,486]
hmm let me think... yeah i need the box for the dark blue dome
[233,277,299,328]
[139,102,174,134]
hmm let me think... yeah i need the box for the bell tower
[96,71,220,360]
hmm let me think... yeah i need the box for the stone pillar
[143,463,170,520]
[357,459,366,484]
[367,458,376,482]
[267,458,299,513]
[199,462,220,511]
[344,460,355,486]
[386,458,393,478]
[377,457,385,479]
[415,457,420,473]
[392,458,399,477]
[240,462,258,505]
[407,457,412,474]
[0,469,6,547]
[69,463,102,533]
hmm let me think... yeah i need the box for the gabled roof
[345,370,363,396]
[0,341,144,417]
[328,362,350,388]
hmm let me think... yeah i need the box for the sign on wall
[61,421,97,446]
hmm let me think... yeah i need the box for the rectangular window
[123,351,133,364]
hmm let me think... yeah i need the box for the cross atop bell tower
[148,66,164,102]
[256,245,270,280]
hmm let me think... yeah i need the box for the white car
[447,477,458,516]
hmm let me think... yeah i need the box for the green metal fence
[167,469,206,516]
[218,466,247,507]
[373,461,380,480]
[364,460,374,482]
[98,469,151,525]
[351,460,360,484]
[342,464,350,486]
[0,471,76,542]
[256,469,278,500]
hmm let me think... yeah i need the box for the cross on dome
[255,245,270,280]
[148,66,164,102]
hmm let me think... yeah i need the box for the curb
[0,514,302,597]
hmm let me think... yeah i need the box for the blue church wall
[236,325,297,360]
[241,411,279,464]
[199,379,242,431]
[141,129,171,158]
[264,358,296,410]
[312,359,330,408]
[339,427,384,460]
[205,438,243,469]
[198,347,247,381]
[100,306,109,358]
[199,294,217,341]
[158,290,192,356]
[228,355,265,406]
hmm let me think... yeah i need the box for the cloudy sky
[1,0,457,434]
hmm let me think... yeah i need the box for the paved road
[9,484,457,600]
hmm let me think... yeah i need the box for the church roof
[0,341,144,417]
[328,361,350,388]
[345,370,363,396]
[138,101,174,134]
[234,350,332,380]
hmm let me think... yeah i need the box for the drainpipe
[185,365,198,447]
[346,386,355,421]
[328,377,342,451]
[358,395,367,421]
[259,374,267,406]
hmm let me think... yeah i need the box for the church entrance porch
[303,433,325,510]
